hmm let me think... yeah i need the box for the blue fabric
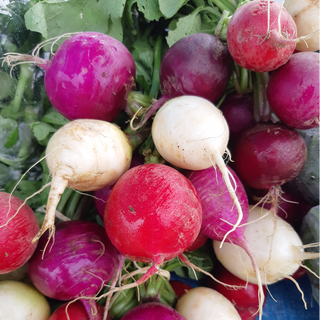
[170,273,319,319]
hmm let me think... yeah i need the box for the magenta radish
[28,220,119,314]
[131,33,233,129]
[0,192,39,274]
[104,163,202,288]
[186,165,265,319]
[267,52,319,129]
[151,95,244,245]
[175,287,241,320]
[0,280,51,320]
[213,205,320,285]
[232,123,307,190]
[227,0,298,72]
[32,118,132,242]
[3,32,136,122]
[121,302,187,320]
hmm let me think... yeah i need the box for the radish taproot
[227,0,298,72]
[175,287,241,320]
[151,95,244,243]
[213,206,320,286]
[103,163,202,291]
[3,32,136,122]
[0,192,39,274]
[186,165,265,319]
[267,51,319,129]
[32,118,132,242]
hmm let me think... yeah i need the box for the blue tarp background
[170,273,319,319]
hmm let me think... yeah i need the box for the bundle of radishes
[0,0,319,319]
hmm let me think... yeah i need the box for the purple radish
[121,302,187,320]
[28,220,119,320]
[132,33,233,129]
[186,165,265,320]
[267,51,319,129]
[3,32,136,122]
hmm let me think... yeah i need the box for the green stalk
[149,34,162,99]
[240,67,249,93]
[56,187,74,213]
[64,191,82,219]
[253,72,271,123]
[209,0,236,13]
[214,10,230,37]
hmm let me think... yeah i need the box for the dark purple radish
[121,302,187,320]
[232,123,307,191]
[219,93,256,145]
[227,0,298,72]
[267,52,320,129]
[28,220,119,319]
[3,32,136,122]
[132,33,233,129]
[186,165,265,319]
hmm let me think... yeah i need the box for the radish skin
[213,206,320,285]
[33,119,132,243]
[151,95,243,244]
[175,287,241,320]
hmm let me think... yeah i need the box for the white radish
[213,205,320,285]
[175,286,241,320]
[283,0,320,52]
[0,280,51,320]
[151,95,242,244]
[34,119,132,243]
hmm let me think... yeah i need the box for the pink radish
[227,0,298,72]
[186,165,265,319]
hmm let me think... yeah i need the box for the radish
[121,302,187,320]
[267,52,319,129]
[28,221,119,301]
[213,205,320,285]
[284,0,320,52]
[131,33,233,129]
[104,163,202,290]
[232,123,307,190]
[0,192,39,274]
[151,95,244,244]
[0,280,51,320]
[186,165,265,319]
[175,286,241,320]
[32,118,132,242]
[227,0,298,72]
[3,32,136,122]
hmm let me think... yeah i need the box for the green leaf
[159,0,189,18]
[31,122,57,142]
[24,0,126,41]
[40,109,70,126]
[0,70,16,100]
[136,0,164,21]
[5,125,19,148]
[166,10,202,47]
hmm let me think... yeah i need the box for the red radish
[185,233,208,252]
[219,93,256,145]
[104,163,202,289]
[169,281,192,298]
[227,0,298,72]
[207,264,267,320]
[267,52,319,129]
[49,300,105,320]
[0,192,39,274]
[186,165,265,319]
[131,33,233,129]
[3,32,136,122]
[232,123,307,190]
[32,119,132,243]
[121,302,187,320]
[28,221,119,308]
